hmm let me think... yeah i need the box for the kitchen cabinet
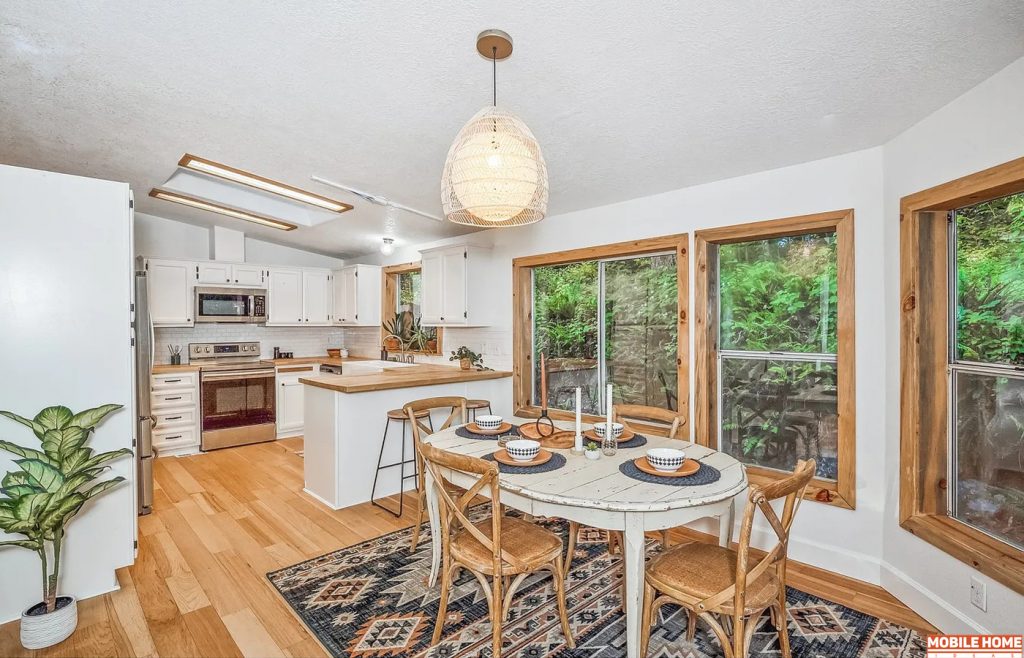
[197,262,232,284]
[302,269,333,325]
[231,264,267,286]
[419,244,493,326]
[147,258,194,326]
[267,268,303,325]
[276,364,317,438]
[332,264,381,326]
[150,372,200,457]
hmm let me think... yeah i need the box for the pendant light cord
[492,46,497,106]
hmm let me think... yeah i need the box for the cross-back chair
[419,440,574,656]
[639,459,816,658]
[405,396,468,553]
[566,404,687,574]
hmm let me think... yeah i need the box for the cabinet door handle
[165,434,182,440]
[164,378,181,383]
[165,396,182,401]
[165,416,182,421]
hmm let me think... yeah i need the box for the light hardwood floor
[0,438,936,657]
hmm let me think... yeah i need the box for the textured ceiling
[2,1,1023,258]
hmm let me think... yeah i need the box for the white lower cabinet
[276,365,317,438]
[151,372,200,457]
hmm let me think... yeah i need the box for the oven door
[200,369,276,450]
[195,287,255,323]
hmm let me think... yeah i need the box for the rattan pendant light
[441,30,548,227]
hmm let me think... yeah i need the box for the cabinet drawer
[154,408,197,429]
[152,372,198,390]
[151,389,197,409]
[152,426,198,451]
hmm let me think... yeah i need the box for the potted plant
[585,441,601,460]
[406,317,428,353]
[422,325,438,354]
[449,346,482,370]
[381,315,406,351]
[0,403,131,650]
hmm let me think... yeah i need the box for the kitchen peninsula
[300,362,512,509]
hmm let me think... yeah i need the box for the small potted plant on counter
[450,346,483,370]
[585,441,601,460]
[0,403,131,650]
[381,316,406,351]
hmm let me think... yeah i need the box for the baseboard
[880,561,989,634]
[301,487,341,510]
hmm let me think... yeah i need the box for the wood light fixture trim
[511,233,690,434]
[694,209,857,510]
[381,261,443,356]
[178,153,354,213]
[900,155,1024,594]
[148,188,298,231]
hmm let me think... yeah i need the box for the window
[512,235,689,426]
[695,210,855,509]
[382,263,441,355]
[949,194,1024,550]
[901,156,1024,595]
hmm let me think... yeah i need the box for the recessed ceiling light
[149,188,298,231]
[178,154,353,213]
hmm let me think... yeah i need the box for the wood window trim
[512,234,690,435]
[694,209,857,510]
[381,261,443,356]
[900,156,1024,594]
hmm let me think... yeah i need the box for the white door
[420,252,443,324]
[148,259,194,325]
[277,378,304,435]
[232,264,266,286]
[268,268,303,325]
[440,248,467,324]
[196,262,232,284]
[303,270,332,324]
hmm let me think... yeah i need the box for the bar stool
[465,399,492,421]
[370,407,433,517]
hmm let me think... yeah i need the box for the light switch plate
[970,576,987,612]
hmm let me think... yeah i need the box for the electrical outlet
[970,576,987,612]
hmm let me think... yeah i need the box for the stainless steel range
[191,342,276,451]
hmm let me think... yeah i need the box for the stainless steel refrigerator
[134,258,154,515]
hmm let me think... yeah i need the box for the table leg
[718,496,735,548]
[425,469,441,587]
[622,512,646,658]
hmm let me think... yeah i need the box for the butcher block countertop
[301,364,512,393]
[152,363,201,374]
[152,356,369,374]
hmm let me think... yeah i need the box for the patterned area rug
[267,515,925,657]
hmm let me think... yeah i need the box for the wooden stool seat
[452,517,563,576]
[466,399,491,410]
[387,408,430,420]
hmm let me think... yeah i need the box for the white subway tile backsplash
[339,326,513,371]
[155,325,344,363]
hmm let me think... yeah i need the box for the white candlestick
[606,383,613,431]
[574,387,583,451]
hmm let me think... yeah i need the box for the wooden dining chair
[565,404,687,574]
[420,440,575,656]
[405,396,468,553]
[639,459,816,658]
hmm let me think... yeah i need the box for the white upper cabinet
[302,269,332,325]
[419,244,492,326]
[231,264,267,287]
[332,265,381,326]
[147,258,194,326]
[267,268,304,325]
[196,262,232,284]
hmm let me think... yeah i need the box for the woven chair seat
[646,543,780,614]
[452,516,562,575]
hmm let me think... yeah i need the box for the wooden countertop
[151,356,368,374]
[300,364,512,393]
[152,363,201,374]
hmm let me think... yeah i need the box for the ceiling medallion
[441,29,548,227]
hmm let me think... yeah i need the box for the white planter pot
[21,596,77,650]
[585,450,601,461]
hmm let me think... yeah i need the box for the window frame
[512,234,690,435]
[695,210,857,510]
[381,261,443,356]
[900,156,1024,594]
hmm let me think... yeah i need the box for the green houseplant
[449,346,483,370]
[0,403,130,649]
[381,315,407,351]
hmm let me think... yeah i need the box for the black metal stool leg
[370,417,392,511]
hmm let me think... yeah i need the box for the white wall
[880,56,1024,634]
[134,212,345,268]
[0,165,135,623]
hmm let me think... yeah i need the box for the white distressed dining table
[423,417,748,658]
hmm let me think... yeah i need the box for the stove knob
[205,347,211,353]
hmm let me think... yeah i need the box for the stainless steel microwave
[194,287,267,323]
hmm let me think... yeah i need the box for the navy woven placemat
[618,459,721,486]
[611,434,648,449]
[483,452,567,474]
[455,424,521,441]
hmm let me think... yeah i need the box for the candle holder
[601,431,618,457]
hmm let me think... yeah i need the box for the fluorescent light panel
[149,189,298,231]
[178,154,353,213]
